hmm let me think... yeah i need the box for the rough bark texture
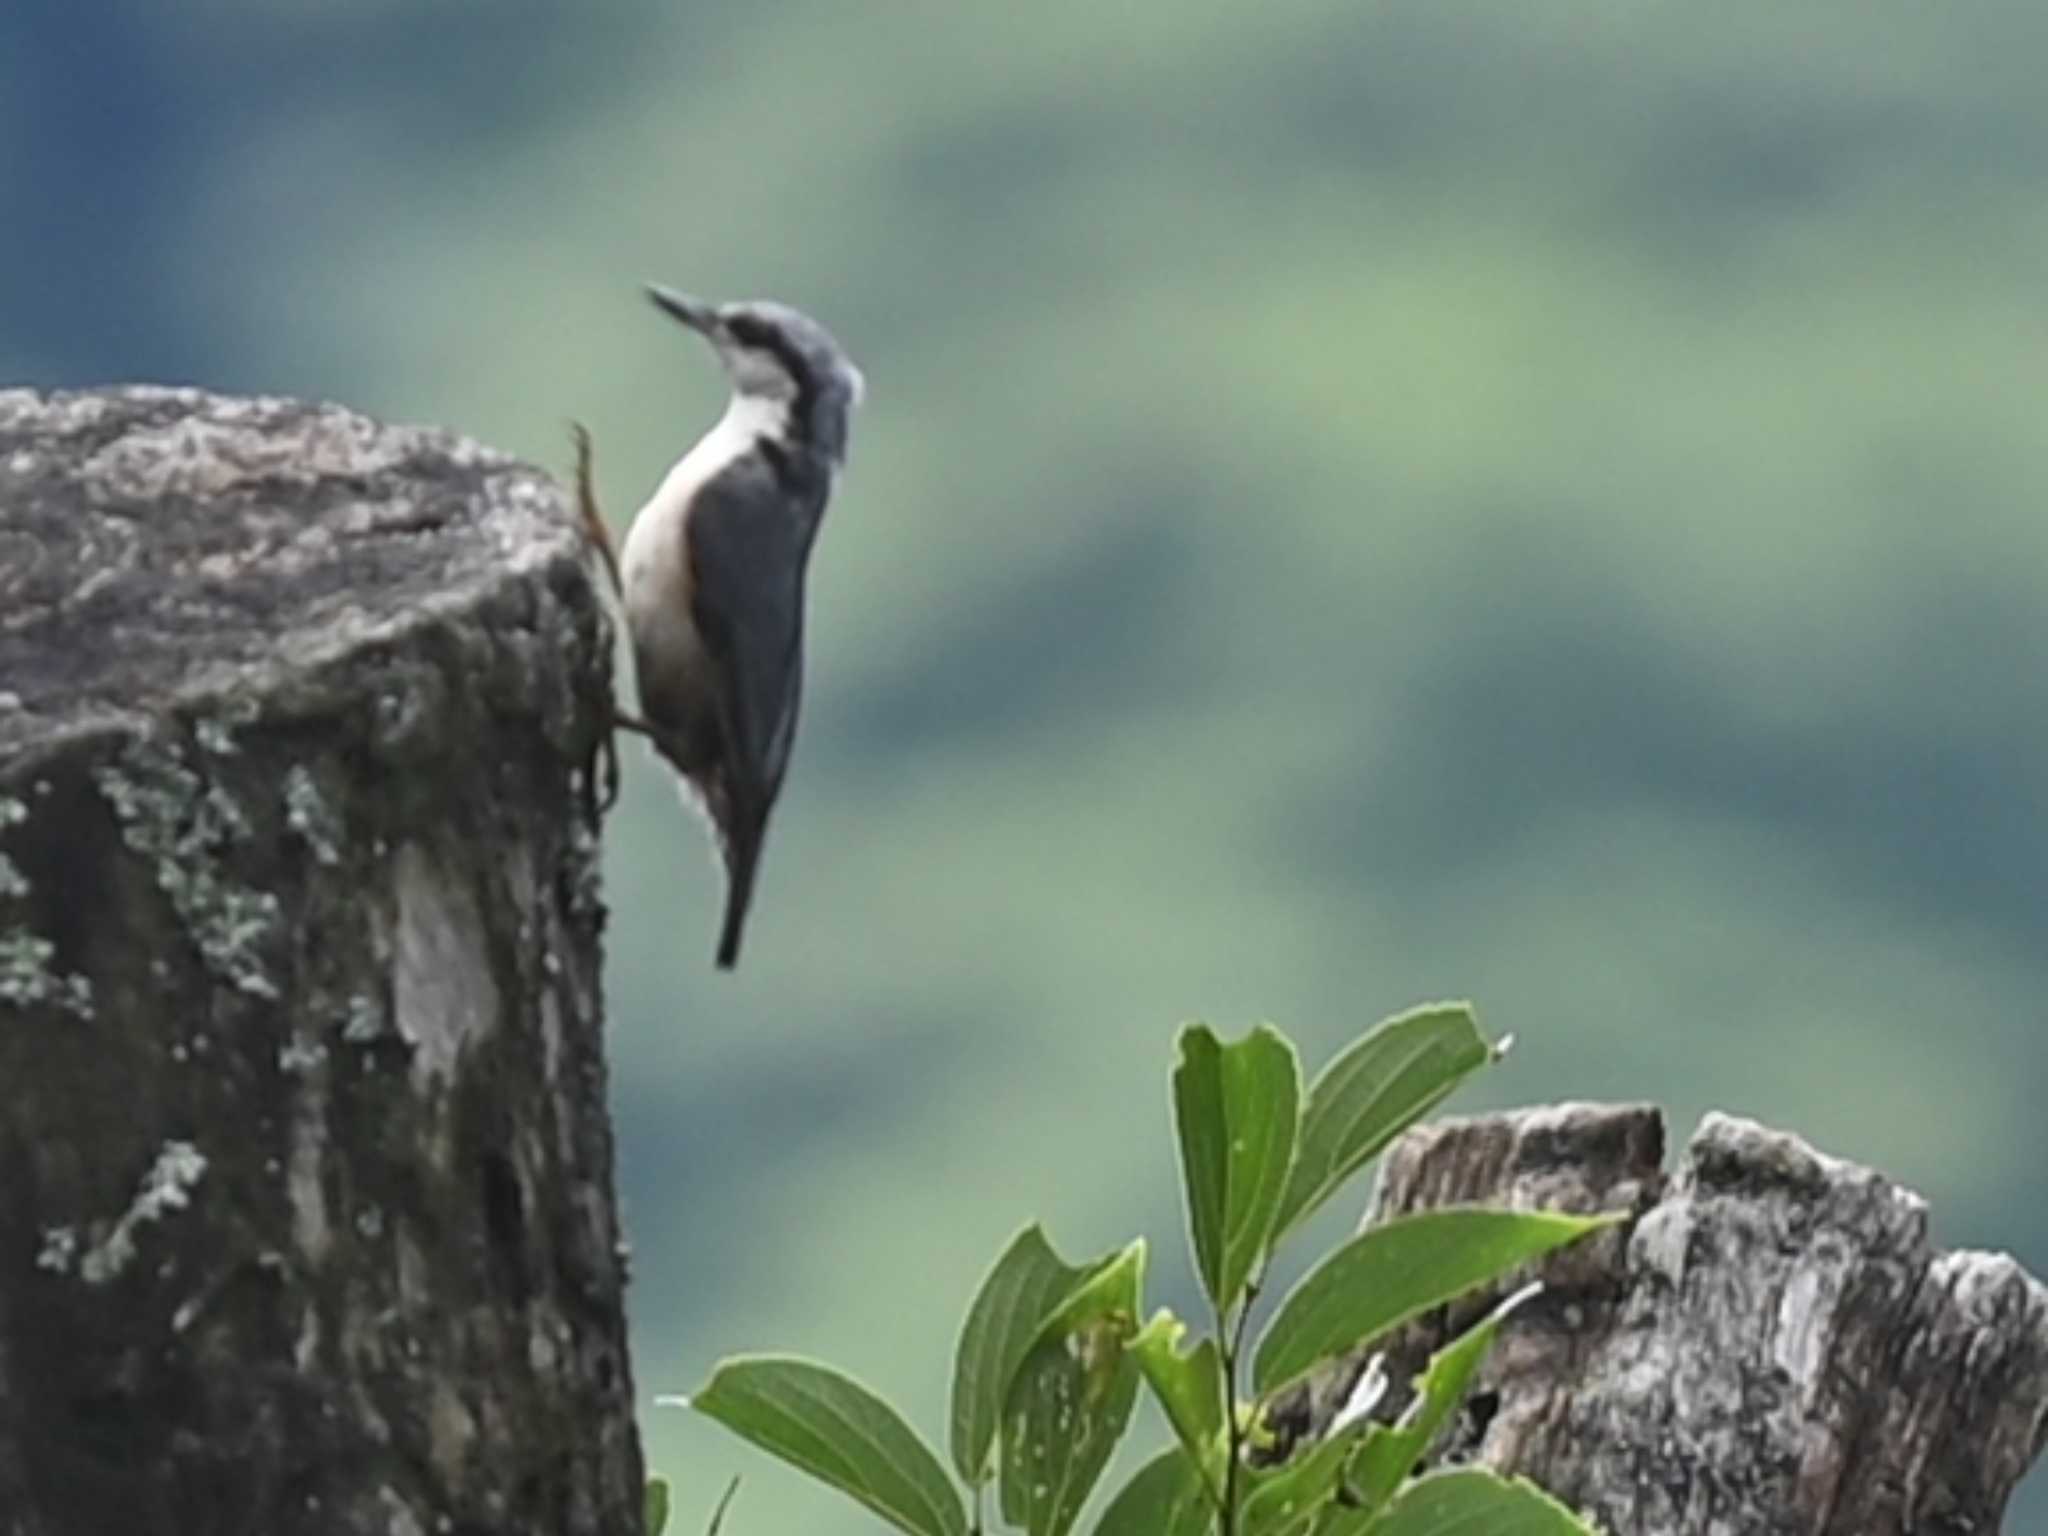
[1281,1103,2048,1535]
[0,387,638,1536]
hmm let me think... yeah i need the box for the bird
[615,285,864,969]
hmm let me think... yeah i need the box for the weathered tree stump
[0,387,638,1536]
[1283,1104,2048,1534]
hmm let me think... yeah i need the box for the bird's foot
[581,707,666,821]
[611,708,659,740]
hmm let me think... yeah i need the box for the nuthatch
[613,285,864,969]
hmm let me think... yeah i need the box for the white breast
[620,393,790,728]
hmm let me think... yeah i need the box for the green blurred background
[8,0,2046,1527]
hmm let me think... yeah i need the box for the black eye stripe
[726,318,811,383]
[720,311,853,460]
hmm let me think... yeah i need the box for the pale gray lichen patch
[376,1485,428,1536]
[280,1009,335,1265]
[278,1037,330,1074]
[561,818,604,923]
[0,929,94,1017]
[0,929,51,992]
[287,1088,332,1265]
[93,736,281,999]
[0,797,28,906]
[75,1140,209,1285]
[79,407,420,503]
[37,1226,77,1274]
[283,765,342,866]
[391,843,498,1090]
[194,695,260,756]
[527,1324,561,1376]
[373,684,429,755]
[340,991,386,1044]
[202,781,251,840]
[539,989,566,1104]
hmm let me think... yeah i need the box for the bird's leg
[611,708,659,739]
[583,707,671,820]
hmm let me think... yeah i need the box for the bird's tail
[714,809,766,970]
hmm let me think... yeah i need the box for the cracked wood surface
[1280,1103,2048,1534]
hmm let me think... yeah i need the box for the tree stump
[1282,1104,2048,1534]
[0,387,638,1536]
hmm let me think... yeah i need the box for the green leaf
[1241,1422,1369,1536]
[643,1475,671,1536]
[1174,1022,1303,1313]
[1273,1004,1494,1240]
[1364,1468,1602,1534]
[1347,1283,1537,1514]
[690,1356,966,1536]
[1091,1449,1214,1536]
[952,1225,1091,1485]
[1253,1209,1616,1395]
[995,1236,1155,1536]
[999,1328,1141,1536]
[1037,1239,1147,1345]
[1129,1309,1227,1497]
[999,1239,1146,1536]
[1244,1288,1526,1536]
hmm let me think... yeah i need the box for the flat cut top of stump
[0,385,586,756]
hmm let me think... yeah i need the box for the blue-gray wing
[686,458,825,810]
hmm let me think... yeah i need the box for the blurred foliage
[6,0,2046,1529]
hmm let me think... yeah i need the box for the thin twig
[703,1476,741,1536]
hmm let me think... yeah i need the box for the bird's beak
[647,284,721,339]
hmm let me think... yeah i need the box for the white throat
[622,391,792,597]
[660,392,788,503]
[628,391,781,536]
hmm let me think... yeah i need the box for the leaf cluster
[674,1004,1614,1536]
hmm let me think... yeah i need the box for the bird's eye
[724,316,771,349]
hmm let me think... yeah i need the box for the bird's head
[648,284,864,464]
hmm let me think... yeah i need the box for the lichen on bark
[0,386,640,1536]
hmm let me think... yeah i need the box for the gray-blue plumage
[621,287,863,968]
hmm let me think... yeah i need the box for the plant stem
[1217,1282,1259,1536]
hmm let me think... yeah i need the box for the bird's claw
[569,420,624,598]
[580,707,662,822]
